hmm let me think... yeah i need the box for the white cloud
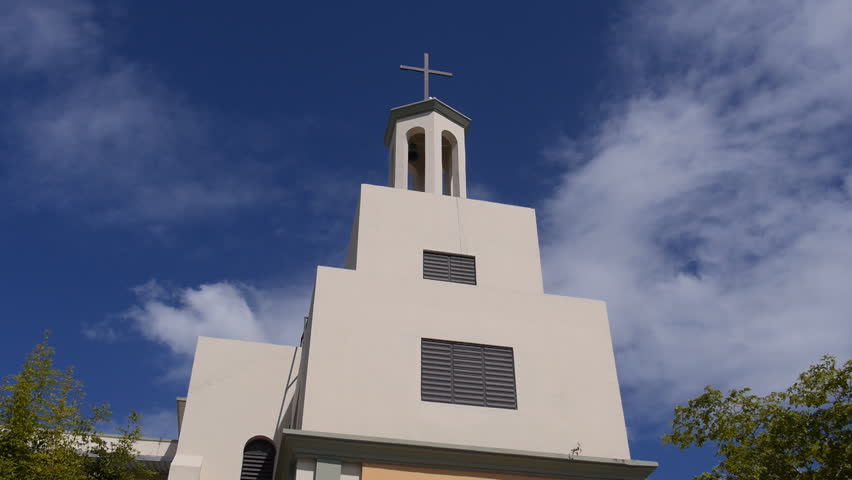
[124,280,308,363]
[541,0,852,427]
[467,182,498,202]
[0,0,99,72]
[137,408,178,440]
[0,0,284,225]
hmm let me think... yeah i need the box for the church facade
[162,98,657,480]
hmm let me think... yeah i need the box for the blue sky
[2,1,851,478]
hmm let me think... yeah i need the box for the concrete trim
[137,455,175,461]
[316,458,343,480]
[384,98,471,146]
[97,432,177,442]
[281,430,657,480]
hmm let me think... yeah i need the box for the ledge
[280,429,657,480]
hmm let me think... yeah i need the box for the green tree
[0,332,154,480]
[664,355,851,480]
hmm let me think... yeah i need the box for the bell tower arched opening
[407,128,426,192]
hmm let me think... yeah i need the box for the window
[240,439,275,480]
[423,251,476,285]
[421,338,517,409]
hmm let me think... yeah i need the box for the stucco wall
[350,184,544,294]
[298,185,629,459]
[168,337,300,480]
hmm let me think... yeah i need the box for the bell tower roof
[383,98,471,147]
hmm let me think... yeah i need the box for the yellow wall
[363,463,570,480]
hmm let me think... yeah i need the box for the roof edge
[383,98,472,146]
[96,432,178,443]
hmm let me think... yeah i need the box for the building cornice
[280,429,657,480]
[384,98,472,146]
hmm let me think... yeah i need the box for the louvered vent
[423,251,476,285]
[421,338,517,409]
[240,439,275,480]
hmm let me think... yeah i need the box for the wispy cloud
[0,0,288,225]
[541,0,852,429]
[137,408,178,440]
[0,0,99,72]
[467,182,498,202]
[108,280,309,379]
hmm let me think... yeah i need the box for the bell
[408,143,419,163]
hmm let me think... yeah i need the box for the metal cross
[400,53,453,101]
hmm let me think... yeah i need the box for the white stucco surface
[168,337,300,480]
[299,185,630,459]
[348,184,544,294]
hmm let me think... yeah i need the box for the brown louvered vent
[423,251,476,285]
[240,439,275,480]
[421,338,517,409]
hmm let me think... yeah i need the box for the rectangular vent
[423,251,476,285]
[421,338,517,409]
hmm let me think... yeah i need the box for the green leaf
[0,332,156,480]
[665,355,852,480]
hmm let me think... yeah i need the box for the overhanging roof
[383,98,472,147]
[280,429,657,480]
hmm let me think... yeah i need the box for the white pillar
[392,131,408,190]
[424,116,442,195]
[455,134,467,199]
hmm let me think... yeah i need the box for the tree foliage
[0,332,154,480]
[664,355,851,480]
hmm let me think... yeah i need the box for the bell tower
[385,98,470,198]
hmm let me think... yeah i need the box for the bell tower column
[391,129,408,189]
[425,115,443,195]
[455,132,467,198]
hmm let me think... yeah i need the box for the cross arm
[400,65,453,77]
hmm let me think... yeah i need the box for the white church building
[145,94,657,480]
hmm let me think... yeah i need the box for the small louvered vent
[423,251,476,285]
[421,338,517,409]
[240,439,275,480]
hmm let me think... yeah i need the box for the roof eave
[383,98,472,147]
